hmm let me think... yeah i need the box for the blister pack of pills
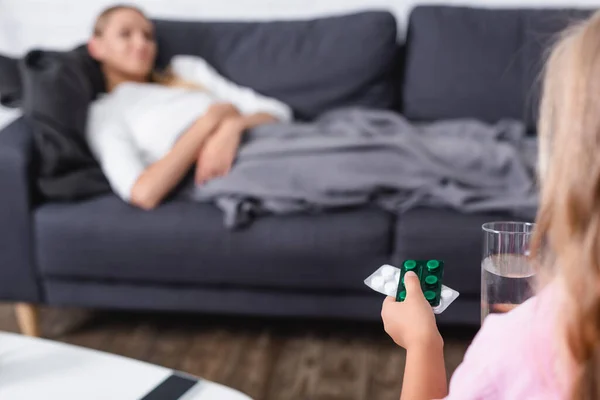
[364,261,460,314]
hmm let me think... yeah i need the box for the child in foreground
[382,10,600,400]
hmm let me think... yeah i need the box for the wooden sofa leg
[15,303,41,337]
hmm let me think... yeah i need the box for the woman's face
[90,9,157,80]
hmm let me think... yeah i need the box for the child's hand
[381,271,442,350]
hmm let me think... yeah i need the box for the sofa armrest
[0,117,41,302]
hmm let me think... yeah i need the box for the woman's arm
[193,111,279,183]
[88,104,232,209]
[170,55,294,123]
[130,120,210,209]
[239,112,278,129]
[131,104,237,209]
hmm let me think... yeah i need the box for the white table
[0,331,253,400]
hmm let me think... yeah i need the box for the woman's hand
[195,117,245,184]
[194,111,279,184]
[208,102,241,119]
[381,271,442,350]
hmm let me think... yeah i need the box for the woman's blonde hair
[92,4,201,90]
[531,10,600,399]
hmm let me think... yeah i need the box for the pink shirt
[442,281,570,399]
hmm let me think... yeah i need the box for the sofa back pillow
[20,45,110,200]
[153,11,399,121]
[402,5,591,130]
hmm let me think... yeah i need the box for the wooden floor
[0,304,475,400]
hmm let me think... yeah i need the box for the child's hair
[92,4,202,90]
[531,10,600,399]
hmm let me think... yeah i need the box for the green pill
[427,260,440,271]
[404,260,417,270]
[424,291,436,301]
[425,275,438,285]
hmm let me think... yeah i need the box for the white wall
[1,0,600,128]
[2,0,600,55]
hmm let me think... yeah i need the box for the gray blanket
[186,108,538,228]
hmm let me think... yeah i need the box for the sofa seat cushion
[393,208,527,297]
[35,195,393,291]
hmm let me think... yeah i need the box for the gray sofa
[1,5,582,330]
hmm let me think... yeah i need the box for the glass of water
[481,221,535,322]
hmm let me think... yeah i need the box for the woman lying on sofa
[86,4,293,210]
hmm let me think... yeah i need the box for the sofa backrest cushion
[402,6,591,129]
[153,11,399,121]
